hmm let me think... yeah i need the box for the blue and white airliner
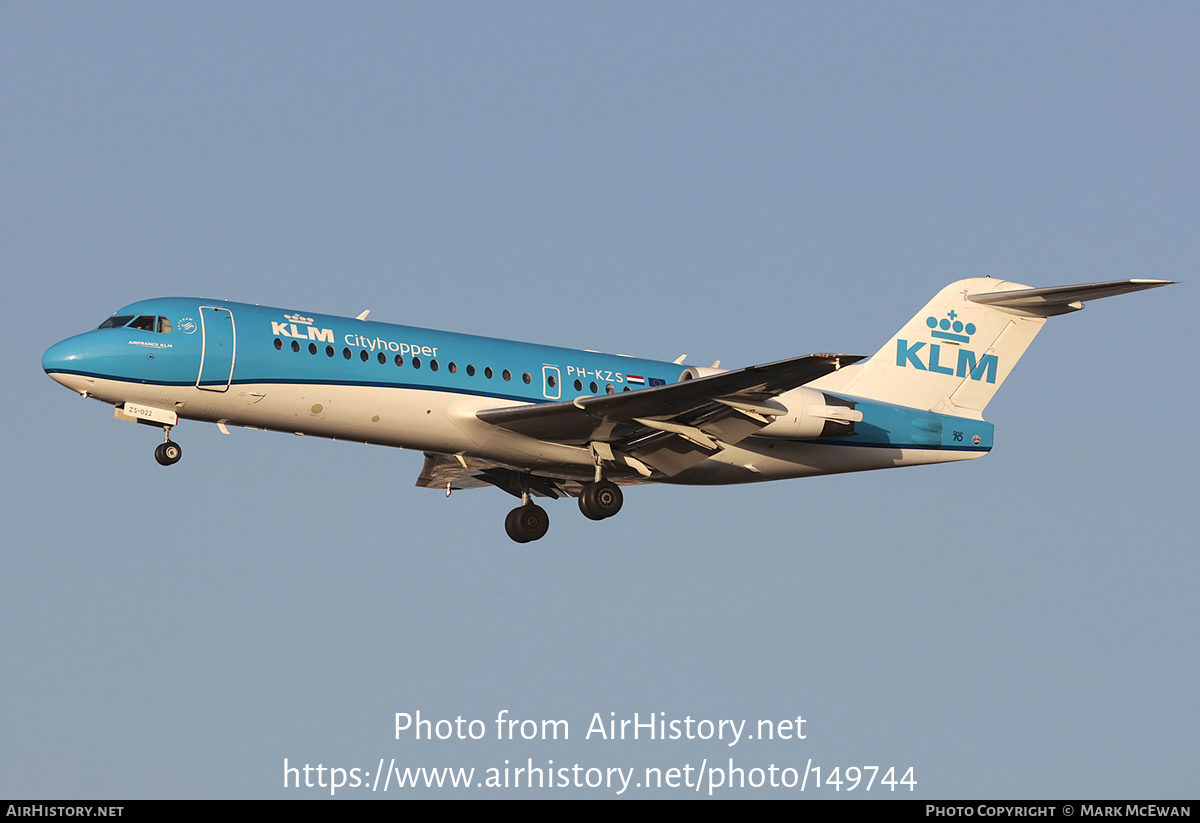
[43,277,1172,542]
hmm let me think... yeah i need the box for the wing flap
[416,452,503,491]
[416,452,581,498]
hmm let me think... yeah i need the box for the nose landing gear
[154,426,182,466]
[155,441,182,465]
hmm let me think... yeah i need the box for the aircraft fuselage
[43,297,989,491]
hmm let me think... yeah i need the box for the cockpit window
[99,314,173,332]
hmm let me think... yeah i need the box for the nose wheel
[154,425,182,466]
[155,440,182,466]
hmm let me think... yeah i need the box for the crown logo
[925,310,975,343]
[284,313,314,325]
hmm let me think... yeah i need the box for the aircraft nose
[43,337,92,391]
[43,338,79,373]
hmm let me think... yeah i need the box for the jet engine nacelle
[755,387,863,439]
[679,366,728,381]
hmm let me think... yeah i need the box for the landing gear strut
[154,426,182,466]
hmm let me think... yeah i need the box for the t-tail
[810,277,1174,419]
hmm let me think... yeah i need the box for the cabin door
[197,306,236,392]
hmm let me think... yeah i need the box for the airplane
[42,277,1173,542]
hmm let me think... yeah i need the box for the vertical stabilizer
[809,277,1173,418]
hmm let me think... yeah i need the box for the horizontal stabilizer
[967,279,1176,317]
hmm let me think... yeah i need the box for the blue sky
[2,2,1196,798]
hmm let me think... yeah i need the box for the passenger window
[274,338,283,350]
[291,340,301,352]
[522,372,532,384]
[502,369,511,381]
[430,359,439,372]
[377,352,386,364]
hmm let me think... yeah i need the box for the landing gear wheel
[504,507,523,542]
[505,503,550,543]
[579,480,623,520]
[154,440,182,466]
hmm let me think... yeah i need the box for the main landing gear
[153,426,182,466]
[577,448,623,522]
[503,480,624,543]
[578,479,623,521]
[505,499,550,544]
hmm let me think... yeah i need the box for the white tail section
[810,277,1174,418]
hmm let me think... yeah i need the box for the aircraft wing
[475,353,861,477]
